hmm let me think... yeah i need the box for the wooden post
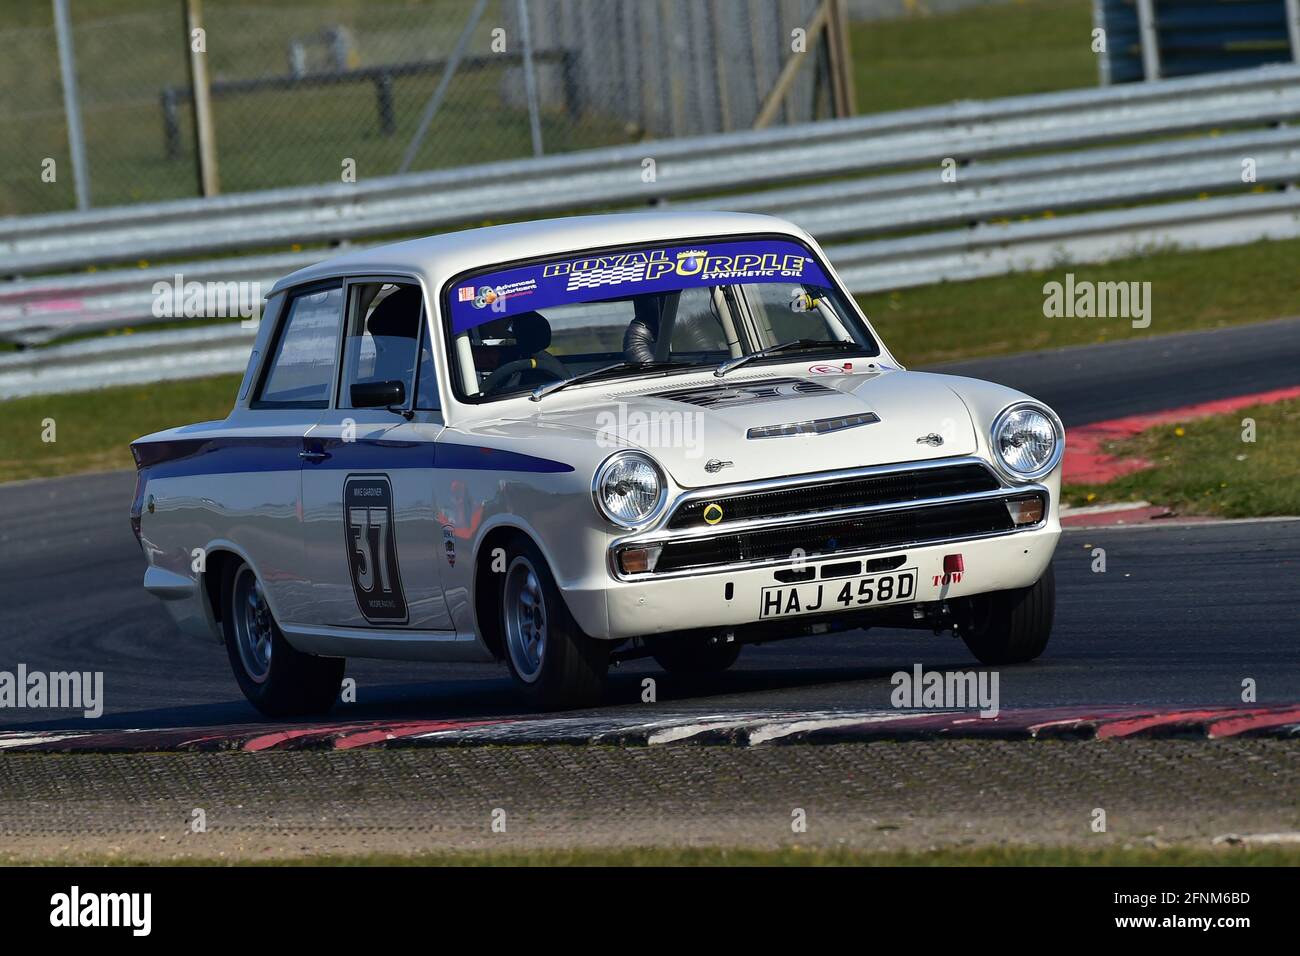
[185,0,220,196]
[753,0,832,129]
[826,0,855,117]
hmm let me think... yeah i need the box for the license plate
[759,569,918,619]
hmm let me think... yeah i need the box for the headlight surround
[990,402,1064,481]
[592,451,668,529]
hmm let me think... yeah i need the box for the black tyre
[958,563,1055,665]
[648,633,742,675]
[499,535,609,710]
[221,559,345,717]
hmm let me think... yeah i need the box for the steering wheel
[479,358,566,396]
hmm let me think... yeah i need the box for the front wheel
[500,536,609,710]
[221,559,345,717]
[957,563,1055,665]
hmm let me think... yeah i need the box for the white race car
[131,212,1063,715]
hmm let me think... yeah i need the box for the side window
[255,285,343,408]
[744,282,862,347]
[341,283,438,410]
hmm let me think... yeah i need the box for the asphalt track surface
[2,319,1298,731]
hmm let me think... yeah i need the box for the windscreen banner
[447,238,833,334]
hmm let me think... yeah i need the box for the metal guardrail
[4,65,1300,396]
[7,124,1299,346]
[6,188,1298,401]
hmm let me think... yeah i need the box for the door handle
[299,450,331,462]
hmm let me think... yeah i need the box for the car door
[298,278,453,630]
[239,282,346,625]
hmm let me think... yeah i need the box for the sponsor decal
[457,286,476,302]
[807,362,853,374]
[449,238,833,333]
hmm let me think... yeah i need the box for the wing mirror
[351,379,407,412]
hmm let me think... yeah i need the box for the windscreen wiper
[713,339,860,377]
[530,361,689,402]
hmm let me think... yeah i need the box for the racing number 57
[343,475,408,624]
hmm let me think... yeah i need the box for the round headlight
[991,403,1063,480]
[593,452,666,528]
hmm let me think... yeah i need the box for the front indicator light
[618,545,662,575]
[1005,495,1045,526]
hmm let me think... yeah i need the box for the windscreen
[444,236,878,401]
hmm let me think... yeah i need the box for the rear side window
[255,285,344,408]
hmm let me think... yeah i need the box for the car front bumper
[585,520,1059,640]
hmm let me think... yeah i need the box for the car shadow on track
[2,655,996,732]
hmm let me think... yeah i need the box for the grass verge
[0,375,242,483]
[859,236,1300,367]
[6,845,1299,867]
[1064,399,1300,518]
[849,0,1096,113]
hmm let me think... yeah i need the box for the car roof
[268,211,816,295]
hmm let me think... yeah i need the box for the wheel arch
[198,540,272,632]
[472,524,536,661]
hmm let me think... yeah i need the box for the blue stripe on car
[132,435,574,479]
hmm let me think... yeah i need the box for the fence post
[517,0,544,157]
[185,0,221,196]
[52,0,91,209]
[1135,0,1161,81]
[399,0,489,173]
[374,73,396,135]
[1287,0,1300,64]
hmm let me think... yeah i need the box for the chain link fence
[1,0,853,217]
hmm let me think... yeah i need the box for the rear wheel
[221,559,345,717]
[649,633,742,675]
[958,563,1055,665]
[500,536,609,710]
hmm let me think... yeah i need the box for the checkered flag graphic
[566,264,646,291]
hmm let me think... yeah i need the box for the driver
[479,311,569,393]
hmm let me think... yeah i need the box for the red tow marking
[241,718,514,751]
[1064,385,1300,484]
[330,719,513,749]
[1206,706,1300,738]
[1093,706,1300,739]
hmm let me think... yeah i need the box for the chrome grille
[666,462,999,531]
[647,495,1035,575]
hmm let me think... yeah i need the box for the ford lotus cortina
[131,212,1063,714]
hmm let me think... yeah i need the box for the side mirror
[351,379,406,409]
